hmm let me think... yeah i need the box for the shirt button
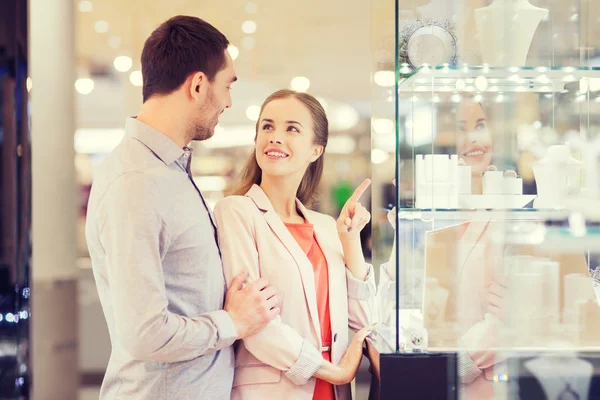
[333,333,338,342]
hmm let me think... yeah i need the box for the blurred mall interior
[4,0,600,399]
[1,0,397,399]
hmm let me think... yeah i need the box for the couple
[85,15,378,400]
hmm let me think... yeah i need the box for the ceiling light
[475,76,489,91]
[242,21,257,34]
[399,65,412,74]
[108,36,121,49]
[456,79,466,91]
[227,45,239,61]
[94,20,109,33]
[537,75,550,84]
[26,77,32,92]
[329,103,359,131]
[473,94,483,103]
[291,76,310,92]
[371,149,389,165]
[246,105,261,121]
[373,118,394,135]
[451,94,461,103]
[75,78,94,95]
[129,70,143,87]
[241,36,255,50]
[326,135,356,154]
[113,56,132,72]
[79,1,93,12]
[374,70,395,87]
[245,2,258,13]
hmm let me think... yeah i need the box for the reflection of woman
[455,98,493,194]
[374,98,509,399]
[214,89,376,400]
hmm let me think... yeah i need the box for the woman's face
[255,97,323,180]
[456,100,493,175]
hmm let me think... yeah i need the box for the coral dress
[285,222,336,400]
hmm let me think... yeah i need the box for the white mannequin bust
[475,0,549,66]
[524,354,593,400]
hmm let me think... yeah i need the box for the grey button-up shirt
[85,118,236,400]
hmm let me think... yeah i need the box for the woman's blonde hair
[233,89,328,206]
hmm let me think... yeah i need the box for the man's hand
[224,271,281,339]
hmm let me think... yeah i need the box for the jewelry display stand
[524,355,593,400]
[532,145,582,209]
[474,0,548,66]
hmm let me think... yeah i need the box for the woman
[214,89,376,400]
[455,99,494,194]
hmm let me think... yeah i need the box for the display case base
[380,352,458,400]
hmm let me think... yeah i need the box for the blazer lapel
[457,218,490,278]
[246,185,322,342]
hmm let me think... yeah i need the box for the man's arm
[98,173,237,362]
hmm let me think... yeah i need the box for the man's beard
[187,119,215,142]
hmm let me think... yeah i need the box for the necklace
[558,383,580,400]
[525,356,593,400]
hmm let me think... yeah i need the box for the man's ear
[189,71,206,100]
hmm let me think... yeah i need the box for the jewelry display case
[370,1,600,398]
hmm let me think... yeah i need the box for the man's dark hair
[141,16,229,102]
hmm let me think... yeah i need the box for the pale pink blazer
[455,220,507,399]
[214,184,377,400]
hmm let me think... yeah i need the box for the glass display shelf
[396,208,571,221]
[398,65,600,93]
[507,224,600,252]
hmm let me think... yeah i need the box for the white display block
[415,154,459,209]
[457,165,472,194]
[504,176,523,195]
[483,170,505,195]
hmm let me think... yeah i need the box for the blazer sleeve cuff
[209,310,238,349]
[346,264,376,300]
[284,340,323,386]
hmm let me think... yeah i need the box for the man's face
[188,50,237,141]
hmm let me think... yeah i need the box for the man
[86,16,281,399]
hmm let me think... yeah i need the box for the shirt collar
[125,117,186,165]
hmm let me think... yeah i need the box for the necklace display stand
[532,145,582,209]
[474,0,548,66]
[524,355,593,400]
